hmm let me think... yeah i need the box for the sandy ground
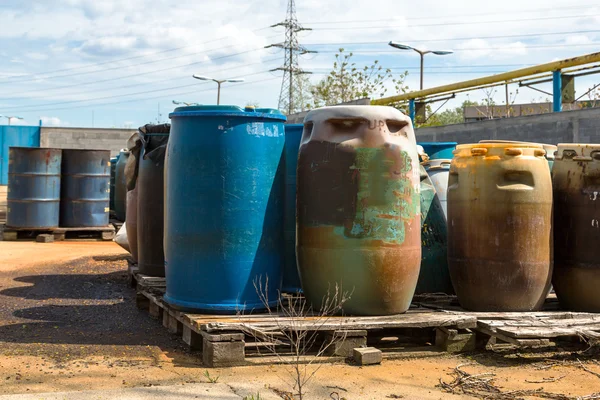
[0,241,599,399]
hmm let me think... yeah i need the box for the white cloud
[40,116,64,126]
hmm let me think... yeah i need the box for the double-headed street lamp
[192,75,245,105]
[0,115,24,125]
[388,42,453,90]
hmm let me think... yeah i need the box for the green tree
[421,100,479,127]
[310,48,408,107]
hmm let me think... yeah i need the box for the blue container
[418,142,457,160]
[60,149,111,227]
[165,105,286,313]
[7,147,62,228]
[109,156,118,211]
[283,124,303,293]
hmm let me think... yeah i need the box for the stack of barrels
[7,148,111,229]
[104,104,600,316]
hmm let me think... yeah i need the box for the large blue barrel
[283,124,303,293]
[114,150,129,222]
[60,149,110,227]
[109,156,118,211]
[165,105,286,313]
[7,147,62,228]
[418,142,457,160]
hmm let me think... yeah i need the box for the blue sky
[1,0,600,128]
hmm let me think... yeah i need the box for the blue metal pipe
[409,99,416,123]
[553,70,562,112]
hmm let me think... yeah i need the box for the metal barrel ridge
[283,123,304,293]
[417,142,457,160]
[447,142,553,311]
[165,105,286,313]
[416,166,453,295]
[297,105,421,316]
[137,125,170,277]
[60,149,111,227]
[552,144,600,312]
[114,150,129,222]
[7,147,62,229]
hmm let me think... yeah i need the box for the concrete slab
[0,383,241,400]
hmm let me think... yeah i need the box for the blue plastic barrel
[60,149,111,227]
[165,105,286,313]
[283,124,303,293]
[7,147,62,228]
[418,142,457,160]
[109,156,118,211]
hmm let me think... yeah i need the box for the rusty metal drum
[448,143,553,311]
[552,144,600,312]
[297,106,421,315]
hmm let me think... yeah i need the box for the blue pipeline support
[553,70,562,112]
[409,99,416,123]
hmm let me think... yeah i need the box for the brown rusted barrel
[553,144,600,312]
[447,143,553,311]
[297,106,421,315]
[125,185,139,262]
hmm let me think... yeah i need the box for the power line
[302,4,600,24]
[0,26,274,82]
[1,57,282,100]
[304,29,600,46]
[1,70,273,111]
[12,77,282,114]
[316,42,600,53]
[306,14,600,30]
[0,38,278,88]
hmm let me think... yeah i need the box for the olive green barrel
[552,144,600,312]
[416,166,453,294]
[297,106,421,315]
[448,143,553,311]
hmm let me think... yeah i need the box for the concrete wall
[415,107,600,144]
[40,127,136,157]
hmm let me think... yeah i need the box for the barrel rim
[422,158,452,169]
[303,105,410,124]
[457,142,544,150]
[417,141,458,146]
[556,143,600,158]
[479,140,557,157]
[8,147,62,151]
[169,105,286,121]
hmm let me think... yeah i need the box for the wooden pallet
[131,273,477,367]
[1,224,115,241]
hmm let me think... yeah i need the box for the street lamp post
[192,75,245,105]
[0,115,24,125]
[388,42,453,90]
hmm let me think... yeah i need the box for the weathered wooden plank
[446,310,597,320]
[497,326,600,339]
[480,317,600,329]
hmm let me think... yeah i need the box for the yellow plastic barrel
[448,142,553,311]
[296,106,421,315]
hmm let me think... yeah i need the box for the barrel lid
[422,159,452,170]
[479,140,557,159]
[169,105,286,121]
[303,105,410,124]
[556,143,600,160]
[418,142,458,146]
[284,123,304,128]
[456,142,545,157]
